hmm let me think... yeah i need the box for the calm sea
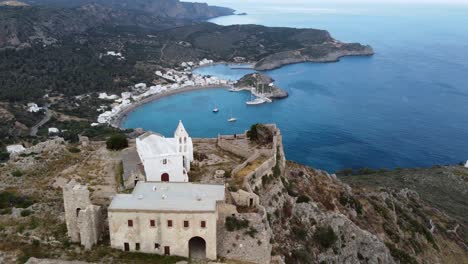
[122,3,468,172]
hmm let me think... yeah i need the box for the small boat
[213,107,219,113]
[228,87,242,92]
[227,109,237,122]
[246,97,266,105]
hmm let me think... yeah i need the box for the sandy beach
[110,84,232,128]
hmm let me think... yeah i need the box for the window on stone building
[167,220,173,227]
[163,158,167,165]
[184,137,187,143]
[155,243,160,249]
[150,220,155,227]
[124,242,129,251]
[135,243,140,251]
[76,208,81,217]
[128,220,133,227]
[201,221,206,228]
[184,220,189,227]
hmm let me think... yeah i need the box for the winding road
[29,104,52,137]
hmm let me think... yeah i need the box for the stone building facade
[108,182,225,259]
[63,180,102,249]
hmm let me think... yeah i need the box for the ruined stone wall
[230,189,260,208]
[78,205,102,250]
[217,136,252,159]
[192,138,217,144]
[63,180,101,249]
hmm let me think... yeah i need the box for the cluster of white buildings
[105,121,225,259]
[27,103,43,113]
[105,51,125,60]
[96,59,232,125]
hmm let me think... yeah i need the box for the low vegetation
[313,226,338,249]
[225,216,250,231]
[106,134,129,151]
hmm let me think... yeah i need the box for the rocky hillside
[22,0,234,19]
[0,4,193,48]
[341,165,468,242]
[257,161,468,263]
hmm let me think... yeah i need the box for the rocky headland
[254,42,375,70]
[235,73,288,99]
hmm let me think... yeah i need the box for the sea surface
[122,3,468,172]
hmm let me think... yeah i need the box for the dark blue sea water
[123,4,468,172]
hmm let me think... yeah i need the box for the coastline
[110,84,232,128]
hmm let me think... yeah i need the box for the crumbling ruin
[63,180,102,250]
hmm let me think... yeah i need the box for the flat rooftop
[109,182,225,212]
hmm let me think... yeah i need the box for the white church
[108,121,225,260]
[136,121,194,182]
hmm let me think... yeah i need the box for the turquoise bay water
[123,4,468,172]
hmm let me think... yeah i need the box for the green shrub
[357,167,376,175]
[386,243,418,264]
[67,147,81,153]
[336,168,354,176]
[339,193,363,215]
[21,209,33,217]
[0,152,10,162]
[0,191,34,209]
[244,227,258,238]
[0,208,12,215]
[314,226,338,249]
[292,226,308,240]
[246,123,260,141]
[225,216,249,231]
[106,134,128,150]
[11,170,23,177]
[296,195,310,203]
[32,239,40,246]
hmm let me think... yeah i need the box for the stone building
[63,180,102,250]
[108,182,225,259]
[136,121,194,182]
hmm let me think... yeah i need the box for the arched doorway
[188,236,206,259]
[161,173,169,182]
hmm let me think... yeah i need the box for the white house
[6,144,25,154]
[136,121,193,182]
[48,127,60,134]
[108,182,225,259]
[465,160,468,168]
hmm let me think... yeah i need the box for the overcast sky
[203,0,468,5]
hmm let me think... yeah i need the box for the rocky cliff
[259,161,467,263]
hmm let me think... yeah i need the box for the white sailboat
[246,97,267,105]
[212,102,219,113]
[227,109,237,122]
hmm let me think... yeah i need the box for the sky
[202,0,468,5]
